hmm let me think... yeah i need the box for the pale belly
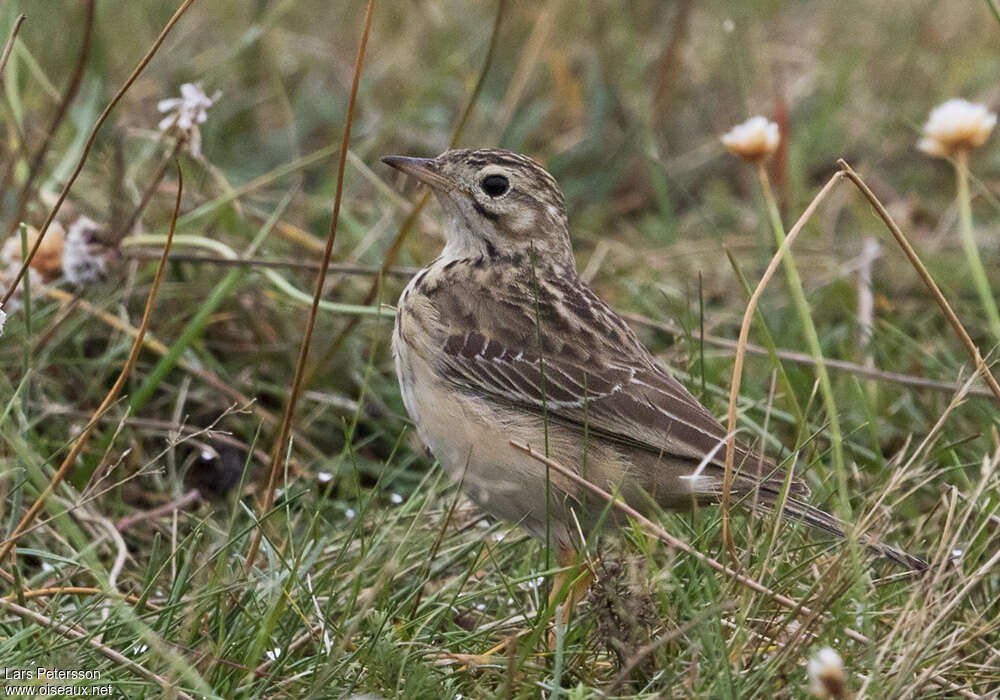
[392,323,596,547]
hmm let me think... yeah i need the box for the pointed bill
[381,155,456,191]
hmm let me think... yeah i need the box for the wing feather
[426,267,800,491]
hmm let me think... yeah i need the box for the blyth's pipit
[383,148,926,591]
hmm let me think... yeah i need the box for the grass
[2,0,1000,697]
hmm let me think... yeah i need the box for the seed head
[807,647,846,698]
[722,116,780,163]
[918,98,996,158]
[62,216,110,286]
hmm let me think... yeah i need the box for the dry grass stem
[119,249,418,277]
[721,171,845,560]
[244,0,376,571]
[0,14,25,80]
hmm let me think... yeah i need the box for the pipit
[383,148,925,610]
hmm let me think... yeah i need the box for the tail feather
[753,492,928,572]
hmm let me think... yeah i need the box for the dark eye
[480,174,509,197]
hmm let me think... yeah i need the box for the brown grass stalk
[0,0,198,311]
[116,488,202,532]
[837,159,1000,405]
[0,14,25,80]
[243,0,376,571]
[720,171,845,561]
[0,163,182,569]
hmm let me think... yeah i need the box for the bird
[382,148,926,615]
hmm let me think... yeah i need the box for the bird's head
[382,149,573,266]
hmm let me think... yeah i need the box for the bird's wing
[430,270,794,489]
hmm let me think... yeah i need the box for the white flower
[317,471,333,484]
[918,98,996,158]
[345,508,356,520]
[158,82,220,157]
[807,647,845,698]
[62,216,109,286]
[265,647,281,661]
[390,492,403,504]
[722,116,780,163]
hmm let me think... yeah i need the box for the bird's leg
[548,545,594,647]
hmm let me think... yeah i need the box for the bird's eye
[480,174,509,197]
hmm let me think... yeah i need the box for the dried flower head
[1,222,66,282]
[62,216,112,286]
[158,82,220,158]
[722,116,780,163]
[807,647,846,698]
[918,98,996,158]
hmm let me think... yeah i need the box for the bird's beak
[381,155,456,192]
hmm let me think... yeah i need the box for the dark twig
[112,137,185,244]
[244,0,376,571]
[120,248,418,277]
[116,489,202,532]
[623,312,997,399]
[0,15,28,200]
[651,0,694,116]
[0,0,198,311]
[607,604,732,695]
[0,162,182,569]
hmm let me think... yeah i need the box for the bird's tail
[749,490,928,572]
